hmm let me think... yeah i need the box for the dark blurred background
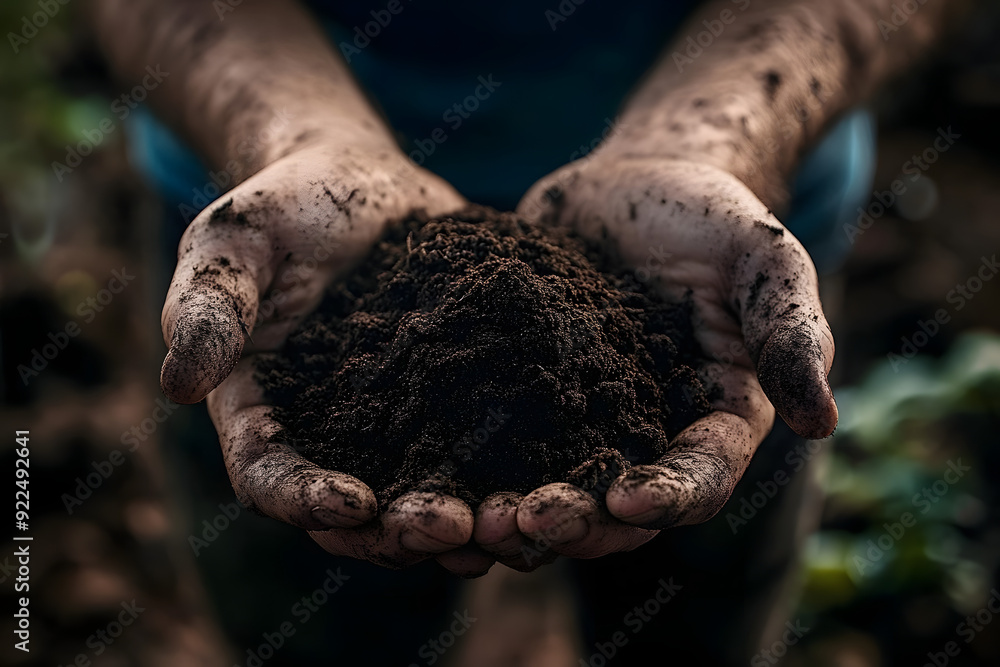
[2,1,1000,666]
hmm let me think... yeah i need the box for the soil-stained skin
[160,195,270,403]
[258,207,715,510]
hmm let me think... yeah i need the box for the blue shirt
[127,0,874,272]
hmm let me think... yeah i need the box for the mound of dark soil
[258,207,712,509]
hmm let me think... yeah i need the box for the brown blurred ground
[1,3,1000,666]
[0,130,232,665]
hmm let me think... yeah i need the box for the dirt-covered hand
[474,155,837,568]
[163,142,488,572]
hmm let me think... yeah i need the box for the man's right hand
[162,141,492,574]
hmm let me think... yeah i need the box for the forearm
[605,0,974,209]
[86,0,397,178]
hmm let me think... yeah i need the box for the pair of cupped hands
[161,140,837,577]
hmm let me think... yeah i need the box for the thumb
[736,220,837,439]
[160,198,271,403]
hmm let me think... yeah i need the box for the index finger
[605,352,772,529]
[207,357,377,530]
[606,412,756,529]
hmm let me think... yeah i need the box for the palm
[467,156,837,569]
[535,158,782,437]
[163,145,461,367]
[160,144,493,574]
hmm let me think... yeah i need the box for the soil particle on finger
[258,206,712,510]
[206,195,273,230]
[209,198,234,222]
[745,271,769,311]
[760,70,782,100]
[565,447,627,498]
[192,265,222,279]
[755,220,784,237]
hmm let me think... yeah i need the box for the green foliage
[1,0,80,186]
[801,333,1000,618]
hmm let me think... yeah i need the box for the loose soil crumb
[259,207,712,510]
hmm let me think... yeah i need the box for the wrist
[598,87,816,210]
[222,102,401,183]
[277,140,464,219]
